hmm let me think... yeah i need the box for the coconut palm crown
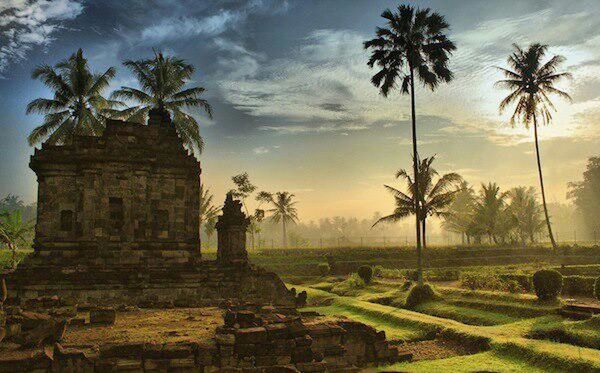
[374,156,462,250]
[496,43,571,250]
[364,4,456,96]
[263,192,299,249]
[26,49,120,145]
[112,51,212,153]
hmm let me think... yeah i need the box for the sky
[0,0,599,223]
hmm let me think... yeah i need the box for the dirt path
[396,338,477,362]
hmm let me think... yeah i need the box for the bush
[460,273,505,291]
[532,269,563,300]
[331,273,365,294]
[357,265,373,284]
[595,277,600,300]
[405,283,436,309]
[372,265,384,278]
[562,275,596,297]
[317,263,330,277]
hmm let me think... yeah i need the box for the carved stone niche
[216,193,250,266]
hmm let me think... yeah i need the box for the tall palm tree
[26,49,120,145]
[263,192,299,249]
[365,4,455,285]
[0,210,34,269]
[374,156,462,254]
[112,51,212,153]
[496,43,571,251]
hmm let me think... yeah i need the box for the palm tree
[0,210,34,269]
[442,181,476,244]
[365,4,455,285]
[473,183,507,244]
[496,43,571,251]
[199,184,220,248]
[112,51,212,153]
[374,156,462,258]
[506,187,544,246]
[26,49,120,145]
[203,216,218,248]
[263,192,299,248]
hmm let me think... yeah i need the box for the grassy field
[3,245,599,371]
[296,285,600,372]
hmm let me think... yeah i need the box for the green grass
[296,285,600,372]
[414,301,520,326]
[381,351,547,373]
[302,304,431,343]
[525,315,600,350]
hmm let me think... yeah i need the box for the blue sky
[1,0,599,221]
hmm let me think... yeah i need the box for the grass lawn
[380,351,547,373]
[296,285,600,372]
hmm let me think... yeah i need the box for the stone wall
[30,112,200,264]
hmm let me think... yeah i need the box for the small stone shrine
[216,193,250,265]
[7,110,295,308]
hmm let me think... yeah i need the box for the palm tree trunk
[409,67,424,286]
[282,219,287,249]
[422,218,427,252]
[533,115,558,252]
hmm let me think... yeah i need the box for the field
[262,245,599,372]
[3,245,599,371]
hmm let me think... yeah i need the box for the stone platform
[7,258,295,308]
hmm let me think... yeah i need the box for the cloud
[141,11,240,42]
[0,0,84,74]
[138,0,291,44]
[252,146,270,154]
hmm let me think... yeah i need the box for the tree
[263,192,299,248]
[203,216,218,247]
[231,173,257,248]
[568,157,600,239]
[506,187,544,246]
[199,183,220,248]
[365,4,455,285]
[112,51,212,153]
[496,43,571,251]
[26,49,120,145]
[0,210,34,269]
[374,156,462,254]
[473,183,507,244]
[442,181,476,244]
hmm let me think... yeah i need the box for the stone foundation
[7,259,295,308]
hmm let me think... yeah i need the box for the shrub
[357,265,373,284]
[595,277,600,300]
[532,269,563,300]
[372,265,384,278]
[331,273,365,294]
[562,275,595,297]
[405,283,436,309]
[460,273,505,291]
[317,263,330,277]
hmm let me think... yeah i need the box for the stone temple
[7,109,294,308]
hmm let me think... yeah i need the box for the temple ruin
[1,110,401,372]
[7,110,294,308]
